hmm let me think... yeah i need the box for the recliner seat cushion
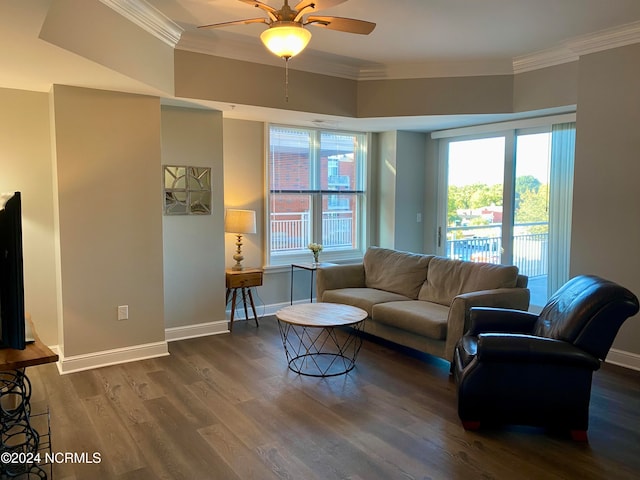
[372,301,449,340]
[419,257,519,306]
[363,246,432,299]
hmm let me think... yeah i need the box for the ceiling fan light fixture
[260,22,312,59]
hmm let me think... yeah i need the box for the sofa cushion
[372,301,449,340]
[322,288,411,317]
[363,247,433,299]
[419,257,519,307]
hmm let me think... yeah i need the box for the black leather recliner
[453,274,639,440]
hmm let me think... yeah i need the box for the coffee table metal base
[277,320,365,377]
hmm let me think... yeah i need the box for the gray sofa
[316,246,530,363]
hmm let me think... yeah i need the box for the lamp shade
[225,209,257,234]
[260,22,312,59]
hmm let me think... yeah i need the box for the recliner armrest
[477,333,601,370]
[468,307,538,335]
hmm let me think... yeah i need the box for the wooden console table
[225,268,263,332]
[1,318,58,479]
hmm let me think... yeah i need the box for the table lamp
[225,209,257,271]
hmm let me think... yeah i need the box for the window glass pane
[322,194,359,250]
[320,132,360,190]
[446,137,505,263]
[267,125,367,265]
[269,127,311,190]
[514,131,551,306]
[270,193,311,255]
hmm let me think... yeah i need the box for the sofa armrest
[477,333,601,370]
[316,263,365,301]
[444,287,531,362]
[468,307,539,335]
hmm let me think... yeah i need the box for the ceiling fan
[198,0,376,60]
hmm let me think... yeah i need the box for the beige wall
[422,136,439,254]
[50,85,165,356]
[375,131,428,252]
[175,50,357,117]
[513,62,579,112]
[377,131,397,249]
[0,87,58,344]
[395,131,426,253]
[161,106,226,328]
[222,119,265,270]
[40,0,174,94]
[571,44,640,354]
[358,75,514,118]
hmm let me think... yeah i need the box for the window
[267,125,368,265]
[435,115,576,308]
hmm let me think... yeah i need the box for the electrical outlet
[117,305,129,321]
[416,213,422,223]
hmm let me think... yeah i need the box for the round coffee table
[275,303,367,377]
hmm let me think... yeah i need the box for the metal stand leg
[1,369,48,479]
[290,265,294,304]
[277,320,365,377]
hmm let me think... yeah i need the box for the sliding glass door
[437,119,575,309]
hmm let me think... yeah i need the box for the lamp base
[232,234,244,271]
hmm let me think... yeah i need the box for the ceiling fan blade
[198,17,268,29]
[238,0,278,14]
[294,0,348,13]
[237,0,278,21]
[305,16,376,35]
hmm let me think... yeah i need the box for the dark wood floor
[25,316,640,480]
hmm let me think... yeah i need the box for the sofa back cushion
[364,247,433,299]
[418,256,519,306]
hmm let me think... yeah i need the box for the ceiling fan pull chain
[285,58,289,102]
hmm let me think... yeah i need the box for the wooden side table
[225,268,263,332]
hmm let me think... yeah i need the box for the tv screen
[0,191,26,350]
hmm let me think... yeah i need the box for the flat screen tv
[0,191,26,350]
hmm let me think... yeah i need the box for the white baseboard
[605,348,640,371]
[165,320,229,342]
[56,341,169,375]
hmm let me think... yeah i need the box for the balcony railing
[446,222,548,278]
[270,214,548,279]
[271,211,354,253]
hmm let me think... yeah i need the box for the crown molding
[571,19,640,55]
[99,0,183,47]
[512,46,579,74]
[514,20,640,74]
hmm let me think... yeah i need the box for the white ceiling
[3,0,640,132]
